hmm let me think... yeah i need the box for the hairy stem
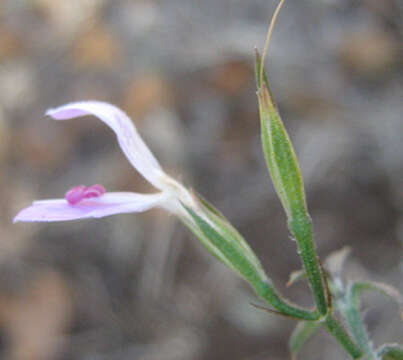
[288,213,328,316]
[325,314,363,359]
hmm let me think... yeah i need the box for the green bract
[182,194,320,321]
[183,194,269,285]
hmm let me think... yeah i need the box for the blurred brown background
[0,0,402,359]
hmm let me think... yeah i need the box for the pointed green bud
[255,50,328,316]
[255,50,307,220]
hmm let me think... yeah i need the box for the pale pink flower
[14,101,197,223]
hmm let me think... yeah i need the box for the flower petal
[13,192,168,223]
[46,101,164,189]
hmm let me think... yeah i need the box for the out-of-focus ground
[0,0,402,359]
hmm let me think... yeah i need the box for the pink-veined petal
[13,192,169,223]
[45,101,164,189]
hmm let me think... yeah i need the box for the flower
[13,101,271,292]
[13,101,198,223]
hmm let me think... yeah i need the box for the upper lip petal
[46,101,165,190]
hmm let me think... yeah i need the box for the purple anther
[65,185,86,205]
[83,184,106,199]
[65,184,106,205]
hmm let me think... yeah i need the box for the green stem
[289,213,328,316]
[325,314,363,359]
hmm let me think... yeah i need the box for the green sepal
[377,344,403,360]
[195,193,270,283]
[289,320,322,359]
[182,204,269,286]
[182,202,320,321]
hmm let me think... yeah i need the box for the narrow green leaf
[350,281,403,319]
[343,281,403,358]
[251,302,311,320]
[289,320,322,359]
[377,344,403,360]
[343,285,379,360]
[183,205,267,285]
